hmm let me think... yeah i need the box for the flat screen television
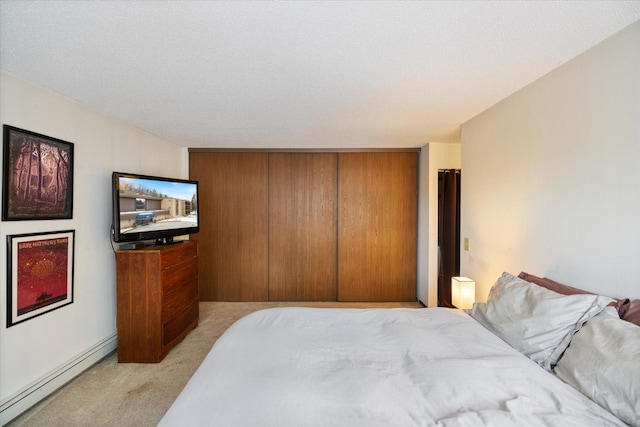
[111,172,199,245]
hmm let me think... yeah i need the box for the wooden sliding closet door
[189,152,269,301]
[268,153,337,300]
[338,152,418,302]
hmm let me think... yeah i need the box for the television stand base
[118,242,148,250]
[154,237,174,245]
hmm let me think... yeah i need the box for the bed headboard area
[518,271,640,326]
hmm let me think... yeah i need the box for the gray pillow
[470,272,612,370]
[554,307,640,426]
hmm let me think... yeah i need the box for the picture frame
[6,230,75,327]
[2,125,74,220]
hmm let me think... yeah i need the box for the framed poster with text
[6,230,75,327]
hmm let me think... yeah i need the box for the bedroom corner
[0,70,186,425]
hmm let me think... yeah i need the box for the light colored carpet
[8,301,422,427]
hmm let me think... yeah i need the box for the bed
[159,272,640,426]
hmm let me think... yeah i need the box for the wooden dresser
[116,240,199,363]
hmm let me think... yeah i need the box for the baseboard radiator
[0,333,117,425]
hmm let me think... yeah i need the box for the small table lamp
[452,277,475,309]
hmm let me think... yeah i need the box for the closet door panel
[190,152,269,301]
[338,152,417,302]
[268,153,337,301]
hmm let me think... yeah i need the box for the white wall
[0,70,185,420]
[418,142,461,306]
[460,21,640,301]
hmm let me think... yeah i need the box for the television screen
[112,172,199,244]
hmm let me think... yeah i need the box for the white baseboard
[0,333,117,426]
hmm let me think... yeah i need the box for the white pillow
[470,272,612,370]
[554,306,640,426]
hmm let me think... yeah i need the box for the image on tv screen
[117,176,198,235]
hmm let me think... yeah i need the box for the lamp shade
[452,277,475,309]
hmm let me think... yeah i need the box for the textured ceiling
[1,1,639,149]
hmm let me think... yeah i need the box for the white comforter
[159,307,625,426]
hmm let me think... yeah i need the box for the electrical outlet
[464,238,470,251]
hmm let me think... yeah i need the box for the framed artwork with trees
[2,125,74,220]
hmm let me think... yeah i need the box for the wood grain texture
[116,250,161,362]
[337,152,418,302]
[116,241,199,362]
[268,153,337,301]
[162,300,198,347]
[190,152,269,301]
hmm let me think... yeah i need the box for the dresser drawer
[161,241,198,270]
[162,257,198,294]
[162,277,198,320]
[163,300,199,347]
